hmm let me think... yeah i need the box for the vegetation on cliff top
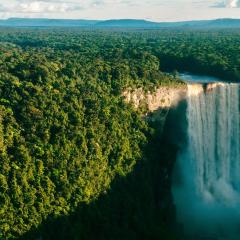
[0,28,239,239]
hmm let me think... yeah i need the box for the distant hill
[95,19,160,28]
[0,18,99,27]
[0,18,240,28]
[203,18,240,28]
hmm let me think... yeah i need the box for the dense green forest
[0,28,239,239]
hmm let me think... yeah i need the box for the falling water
[173,81,240,240]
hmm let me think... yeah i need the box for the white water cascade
[173,80,240,239]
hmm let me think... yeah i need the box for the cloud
[227,0,240,7]
[0,0,134,14]
[91,0,135,7]
[212,0,240,8]
[0,0,240,21]
[0,4,8,12]
[4,0,239,15]
[0,1,87,14]
[211,1,226,7]
[19,2,84,13]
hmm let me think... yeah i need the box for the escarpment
[123,85,187,112]
[123,85,187,134]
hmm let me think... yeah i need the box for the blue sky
[0,0,239,21]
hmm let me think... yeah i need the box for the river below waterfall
[173,74,240,240]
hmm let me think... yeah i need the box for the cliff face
[123,86,187,113]
[122,85,188,239]
[123,85,187,134]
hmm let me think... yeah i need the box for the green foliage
[0,33,152,239]
[151,29,240,81]
[0,28,238,239]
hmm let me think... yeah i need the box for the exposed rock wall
[123,85,187,136]
[122,86,187,113]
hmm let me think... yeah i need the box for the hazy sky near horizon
[0,0,239,21]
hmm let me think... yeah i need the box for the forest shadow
[17,98,187,240]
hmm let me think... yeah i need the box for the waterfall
[173,81,240,239]
[188,83,240,204]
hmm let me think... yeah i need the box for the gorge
[123,73,240,239]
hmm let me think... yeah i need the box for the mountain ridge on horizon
[0,17,240,28]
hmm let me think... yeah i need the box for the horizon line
[1,17,240,23]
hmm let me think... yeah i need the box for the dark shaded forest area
[0,28,239,239]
